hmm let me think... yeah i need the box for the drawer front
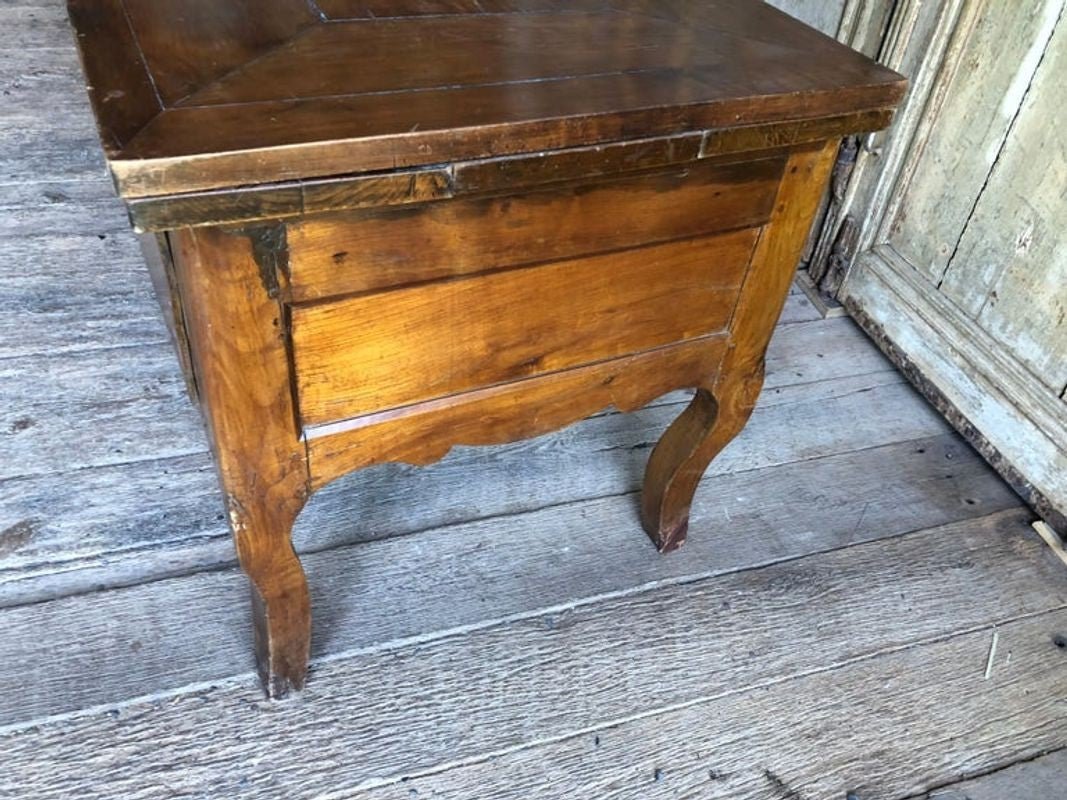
[287,155,784,301]
[292,229,758,427]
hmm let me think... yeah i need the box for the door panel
[884,0,1062,283]
[940,18,1067,391]
[832,0,1067,531]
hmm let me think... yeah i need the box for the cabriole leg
[641,366,764,552]
[641,141,839,554]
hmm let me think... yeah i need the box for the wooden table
[68,0,905,697]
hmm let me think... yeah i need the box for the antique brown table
[69,0,905,696]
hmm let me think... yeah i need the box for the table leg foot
[249,560,311,699]
[641,365,765,552]
[231,497,311,698]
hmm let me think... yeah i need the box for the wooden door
[810,0,1067,531]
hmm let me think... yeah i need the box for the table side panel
[291,229,757,427]
[304,333,730,485]
[288,156,785,301]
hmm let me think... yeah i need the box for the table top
[68,0,905,198]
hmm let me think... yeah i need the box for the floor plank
[0,232,169,359]
[0,6,72,53]
[2,510,1062,799]
[360,609,1067,800]
[0,47,88,117]
[0,179,131,238]
[0,432,1019,725]
[922,748,1067,800]
[0,42,105,185]
[778,283,822,324]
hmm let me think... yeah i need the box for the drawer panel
[287,155,784,301]
[292,229,758,426]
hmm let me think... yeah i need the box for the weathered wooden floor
[2,3,1066,798]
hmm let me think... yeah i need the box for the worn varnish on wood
[67,0,905,696]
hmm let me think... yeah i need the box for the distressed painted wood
[940,14,1067,392]
[885,0,1064,283]
[804,0,961,295]
[836,0,1067,531]
[845,249,1067,532]
[2,510,1064,799]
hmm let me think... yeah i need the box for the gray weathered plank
[778,285,822,324]
[1,509,1062,799]
[0,179,129,238]
[0,47,88,118]
[0,123,105,185]
[360,608,1067,800]
[0,342,204,479]
[0,232,169,359]
[0,431,1020,725]
[0,367,935,599]
[0,5,71,52]
[0,41,105,185]
[845,251,1067,534]
[924,748,1067,800]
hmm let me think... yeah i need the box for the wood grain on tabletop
[66,0,906,196]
